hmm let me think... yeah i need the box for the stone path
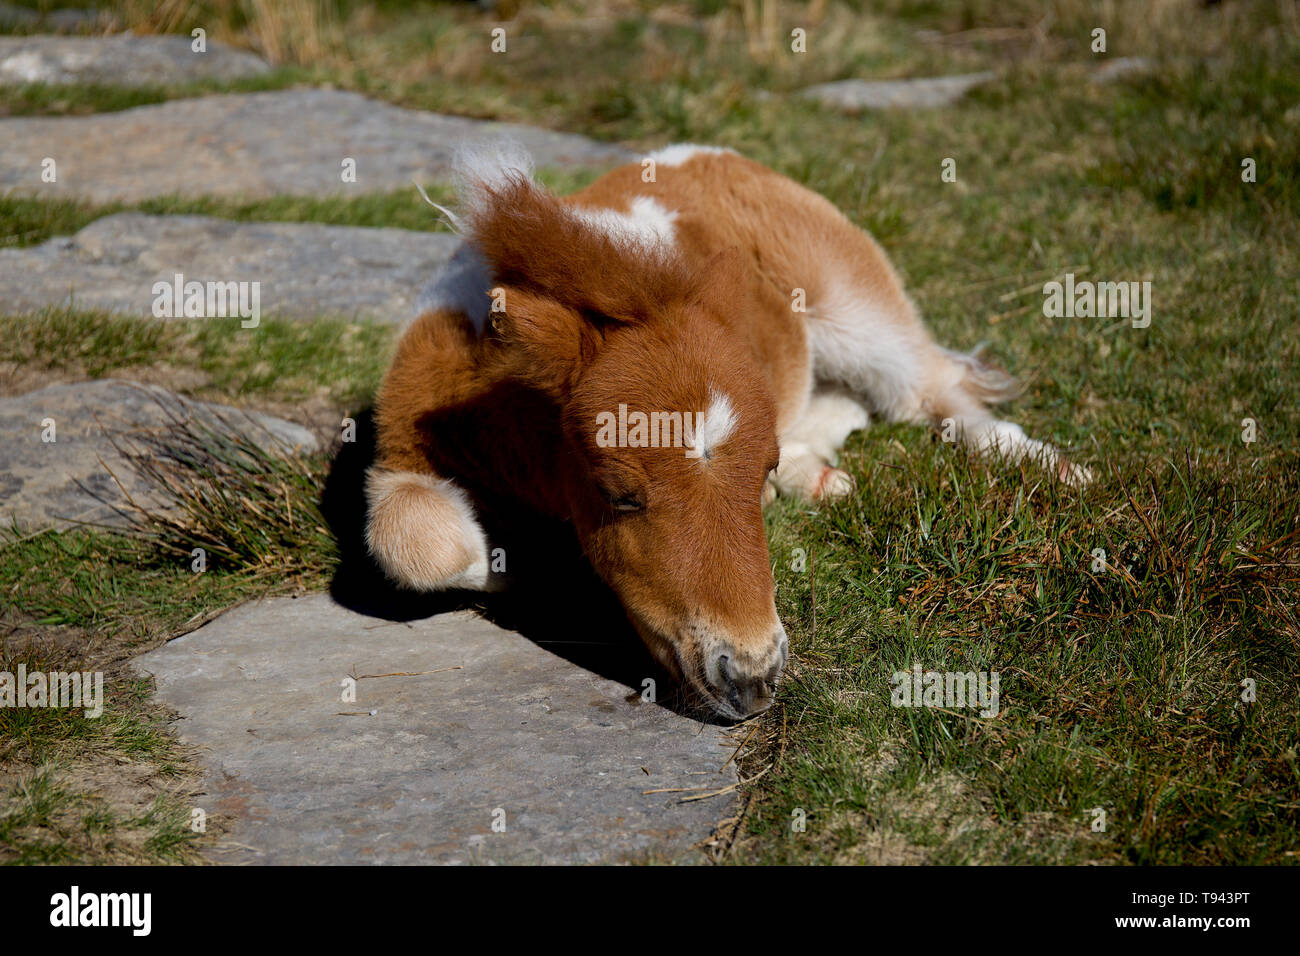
[0,34,270,87]
[0,212,459,322]
[800,72,996,111]
[0,379,318,530]
[135,594,736,864]
[0,88,632,203]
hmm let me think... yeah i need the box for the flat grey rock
[0,34,270,87]
[0,212,459,321]
[1089,56,1155,84]
[0,88,632,203]
[135,594,736,864]
[0,379,318,530]
[801,72,995,111]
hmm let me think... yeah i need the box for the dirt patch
[822,768,1100,865]
[0,749,220,864]
[0,612,228,863]
[824,770,994,865]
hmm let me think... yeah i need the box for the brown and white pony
[365,143,1089,722]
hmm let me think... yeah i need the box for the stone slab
[1089,56,1155,85]
[0,34,270,87]
[0,88,632,202]
[0,212,459,321]
[801,71,995,111]
[0,379,319,530]
[135,593,736,864]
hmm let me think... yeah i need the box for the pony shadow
[319,408,722,723]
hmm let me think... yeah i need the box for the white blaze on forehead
[569,196,677,252]
[694,389,738,461]
[645,144,737,167]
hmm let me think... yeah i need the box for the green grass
[1,169,599,248]
[1,306,398,407]
[0,190,449,250]
[0,76,278,117]
[2,0,1298,864]
[0,588,212,863]
[736,440,1299,865]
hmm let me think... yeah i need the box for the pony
[364,143,1088,721]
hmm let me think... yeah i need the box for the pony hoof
[815,466,855,500]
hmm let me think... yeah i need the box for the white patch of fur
[694,389,738,461]
[645,144,737,167]
[569,196,677,252]
[806,280,928,423]
[415,242,494,332]
[364,469,494,591]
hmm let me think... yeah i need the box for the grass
[0,766,203,864]
[0,169,599,248]
[736,441,1300,864]
[0,70,308,117]
[0,611,211,863]
[0,305,397,409]
[2,0,1299,864]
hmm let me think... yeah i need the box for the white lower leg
[771,442,855,501]
[962,419,1092,486]
[770,390,870,502]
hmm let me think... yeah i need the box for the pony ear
[454,141,696,322]
[493,286,602,400]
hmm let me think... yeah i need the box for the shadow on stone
[318,409,715,723]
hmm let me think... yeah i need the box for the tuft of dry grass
[112,0,345,65]
[105,410,338,585]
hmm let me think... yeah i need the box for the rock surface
[0,212,459,322]
[0,34,270,87]
[0,379,318,530]
[135,593,737,864]
[801,71,995,111]
[1089,56,1155,85]
[0,88,632,202]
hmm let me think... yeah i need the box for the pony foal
[366,143,1088,721]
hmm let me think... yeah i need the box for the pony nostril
[716,653,733,684]
[710,648,777,719]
